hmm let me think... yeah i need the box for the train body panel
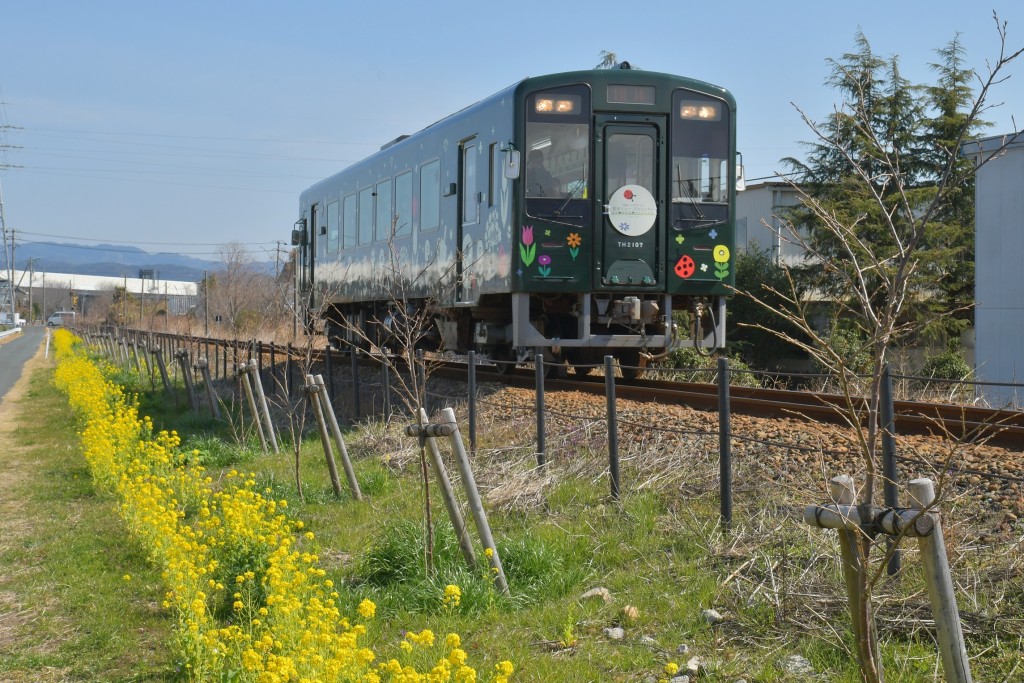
[296,67,737,364]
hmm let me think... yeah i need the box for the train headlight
[679,102,721,121]
[534,95,579,114]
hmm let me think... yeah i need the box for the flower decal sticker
[567,232,581,260]
[713,244,730,280]
[538,254,552,277]
[520,225,536,267]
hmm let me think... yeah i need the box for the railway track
[433,361,1024,450]
[107,329,1024,450]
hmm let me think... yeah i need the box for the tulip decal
[713,244,730,280]
[520,225,536,267]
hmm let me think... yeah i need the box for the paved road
[0,327,46,404]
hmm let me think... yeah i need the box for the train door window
[420,159,440,232]
[342,193,356,249]
[358,187,374,245]
[326,200,339,253]
[395,171,413,237]
[375,179,393,241]
[462,142,478,225]
[488,142,498,208]
[607,134,655,193]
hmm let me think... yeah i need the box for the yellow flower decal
[713,244,730,263]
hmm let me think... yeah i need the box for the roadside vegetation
[3,330,1019,682]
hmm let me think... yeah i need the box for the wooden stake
[908,478,973,683]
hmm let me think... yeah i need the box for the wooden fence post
[909,478,973,683]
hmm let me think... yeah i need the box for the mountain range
[7,241,271,281]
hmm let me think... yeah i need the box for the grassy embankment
[2,337,1022,681]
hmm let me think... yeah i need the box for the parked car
[47,311,76,326]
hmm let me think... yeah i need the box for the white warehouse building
[964,133,1024,408]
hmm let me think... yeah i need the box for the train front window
[670,90,730,228]
[525,85,590,212]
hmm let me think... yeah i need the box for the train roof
[300,68,734,202]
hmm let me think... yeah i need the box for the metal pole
[351,348,361,422]
[467,350,477,455]
[605,355,620,500]
[881,363,901,575]
[718,356,733,528]
[535,348,546,466]
[382,348,392,422]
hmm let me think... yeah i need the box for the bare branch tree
[737,16,1022,682]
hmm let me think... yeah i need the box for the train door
[594,115,666,290]
[300,204,317,310]
[456,137,478,302]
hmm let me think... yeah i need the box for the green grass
[0,365,177,682]
[7,355,1024,682]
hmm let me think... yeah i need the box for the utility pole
[0,180,14,319]
[203,269,209,335]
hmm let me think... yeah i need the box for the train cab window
[326,200,339,253]
[358,187,374,245]
[375,179,392,241]
[671,90,730,206]
[395,171,412,237]
[525,85,590,219]
[342,193,356,249]
[420,159,440,232]
[462,142,478,225]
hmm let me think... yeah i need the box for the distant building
[10,269,197,321]
[964,133,1024,408]
[735,181,804,264]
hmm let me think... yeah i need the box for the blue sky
[1,1,1022,265]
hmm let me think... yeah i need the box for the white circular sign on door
[607,184,657,237]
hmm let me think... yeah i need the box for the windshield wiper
[674,163,705,220]
[554,178,586,216]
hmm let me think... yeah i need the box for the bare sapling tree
[738,15,1022,683]
[326,217,460,577]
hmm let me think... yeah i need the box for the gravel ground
[448,382,1024,531]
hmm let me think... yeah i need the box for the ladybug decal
[674,254,695,279]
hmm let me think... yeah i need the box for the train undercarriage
[321,292,725,378]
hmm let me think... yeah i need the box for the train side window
[462,142,478,225]
[420,159,440,232]
[342,193,356,249]
[375,179,393,241]
[358,187,374,245]
[395,171,412,237]
[326,200,339,253]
